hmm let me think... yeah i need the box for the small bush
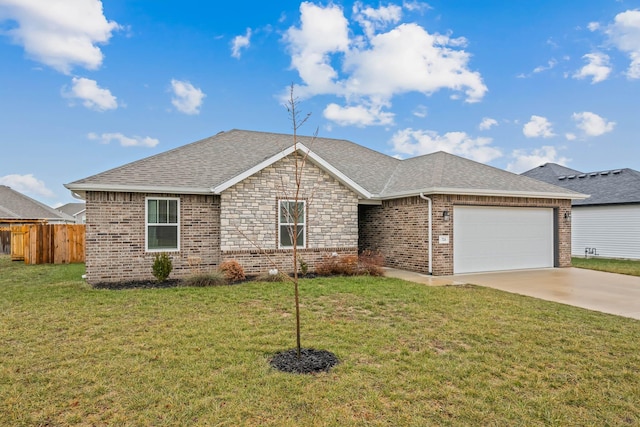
[152,252,173,282]
[315,255,338,276]
[316,254,358,276]
[219,260,246,282]
[358,250,385,276]
[315,251,385,277]
[298,257,309,276]
[182,271,228,287]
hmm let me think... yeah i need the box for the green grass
[1,255,640,426]
[572,257,640,276]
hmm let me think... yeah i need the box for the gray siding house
[523,163,640,259]
[66,130,585,284]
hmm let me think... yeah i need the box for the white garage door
[453,206,554,274]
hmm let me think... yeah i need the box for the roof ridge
[379,161,406,195]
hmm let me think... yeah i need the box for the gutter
[379,187,589,201]
[418,193,433,275]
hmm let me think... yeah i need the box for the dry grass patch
[1,255,640,425]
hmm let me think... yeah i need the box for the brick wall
[85,192,220,283]
[359,194,572,276]
[220,154,359,274]
[358,198,429,273]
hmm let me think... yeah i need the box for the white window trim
[145,197,180,252]
[278,199,306,249]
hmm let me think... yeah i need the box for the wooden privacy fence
[9,224,85,264]
[0,227,10,255]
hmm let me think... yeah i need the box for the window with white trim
[146,197,179,251]
[279,200,306,248]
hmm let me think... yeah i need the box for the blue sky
[1,0,639,207]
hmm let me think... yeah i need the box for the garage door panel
[454,206,554,274]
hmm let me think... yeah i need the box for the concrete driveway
[385,267,640,320]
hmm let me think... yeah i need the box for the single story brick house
[65,129,586,283]
[523,163,640,259]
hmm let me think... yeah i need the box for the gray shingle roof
[0,186,75,222]
[382,151,575,197]
[66,129,585,200]
[522,163,640,206]
[521,163,582,182]
[57,202,86,217]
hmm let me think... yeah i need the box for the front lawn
[1,255,640,426]
[572,256,640,277]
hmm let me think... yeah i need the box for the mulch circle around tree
[270,348,339,374]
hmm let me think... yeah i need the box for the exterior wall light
[442,210,450,222]
[564,212,571,222]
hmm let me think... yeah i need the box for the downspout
[419,193,433,274]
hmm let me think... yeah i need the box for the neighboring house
[0,185,75,226]
[57,202,86,224]
[0,185,75,255]
[65,129,586,284]
[523,163,640,260]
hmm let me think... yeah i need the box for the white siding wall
[572,204,640,259]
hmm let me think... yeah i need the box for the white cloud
[412,105,428,118]
[0,0,120,74]
[63,77,117,111]
[573,52,611,83]
[533,59,558,73]
[323,102,394,126]
[603,9,640,79]
[231,28,252,59]
[353,2,402,38]
[507,146,570,173]
[342,23,486,101]
[0,174,55,198]
[565,133,577,141]
[170,79,205,115]
[402,1,431,13]
[572,111,615,137]
[523,115,555,138]
[587,22,600,31]
[88,132,159,147]
[478,117,498,130]
[284,2,350,97]
[391,128,502,163]
[283,2,487,127]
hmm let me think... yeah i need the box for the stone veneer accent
[220,154,359,273]
[359,194,572,276]
[85,192,220,283]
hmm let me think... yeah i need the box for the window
[146,198,179,251]
[279,200,305,248]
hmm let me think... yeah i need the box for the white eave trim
[64,183,214,196]
[377,187,590,201]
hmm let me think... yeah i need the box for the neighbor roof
[66,129,586,201]
[522,163,640,206]
[0,186,75,222]
[57,202,86,217]
[520,163,582,182]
